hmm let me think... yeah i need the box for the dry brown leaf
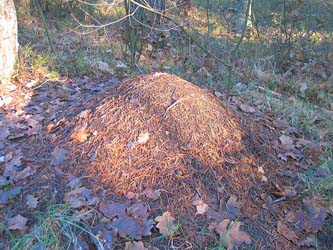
[155,211,177,236]
[99,201,128,219]
[7,214,28,230]
[111,216,144,240]
[127,203,149,222]
[0,126,10,140]
[51,147,68,165]
[137,132,149,144]
[192,199,209,215]
[279,134,295,150]
[225,195,241,218]
[125,241,148,250]
[239,104,256,113]
[277,220,298,242]
[298,234,317,247]
[71,127,89,143]
[296,197,328,232]
[15,166,36,181]
[143,188,161,200]
[0,186,21,204]
[215,219,251,249]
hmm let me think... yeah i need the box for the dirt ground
[1,73,332,249]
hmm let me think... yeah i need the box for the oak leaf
[215,219,251,249]
[7,214,28,230]
[155,211,177,236]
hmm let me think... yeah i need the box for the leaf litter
[1,73,331,249]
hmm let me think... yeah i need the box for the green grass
[300,148,333,201]
[0,204,103,250]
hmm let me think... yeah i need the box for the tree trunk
[0,0,18,85]
[237,0,253,33]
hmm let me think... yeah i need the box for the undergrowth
[0,204,102,250]
[300,148,333,201]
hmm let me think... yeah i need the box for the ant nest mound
[74,73,245,194]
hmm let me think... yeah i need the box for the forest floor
[1,2,333,250]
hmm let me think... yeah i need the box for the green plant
[300,147,333,201]
[0,204,103,250]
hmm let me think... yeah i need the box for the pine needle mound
[77,73,244,193]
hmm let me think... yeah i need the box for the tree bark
[0,0,18,85]
[237,0,253,33]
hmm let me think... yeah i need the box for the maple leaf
[155,211,178,237]
[215,219,251,249]
[26,194,38,209]
[6,214,28,230]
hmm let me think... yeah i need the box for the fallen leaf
[6,214,28,230]
[68,176,82,189]
[111,216,144,240]
[214,91,223,98]
[127,203,149,222]
[277,220,298,242]
[215,219,251,249]
[0,186,21,204]
[299,82,308,96]
[51,147,68,165]
[26,124,42,136]
[239,104,256,113]
[279,135,295,151]
[0,126,10,140]
[26,195,38,209]
[144,219,155,236]
[0,176,10,187]
[143,188,161,200]
[137,132,149,144]
[64,187,100,208]
[47,119,65,133]
[126,191,137,200]
[125,241,147,250]
[99,201,128,219]
[5,152,22,168]
[257,166,265,174]
[96,60,115,74]
[155,211,177,236]
[296,197,328,232]
[225,195,241,218]
[15,166,36,181]
[207,208,223,222]
[282,186,297,198]
[71,127,89,143]
[298,234,317,247]
[192,199,209,215]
